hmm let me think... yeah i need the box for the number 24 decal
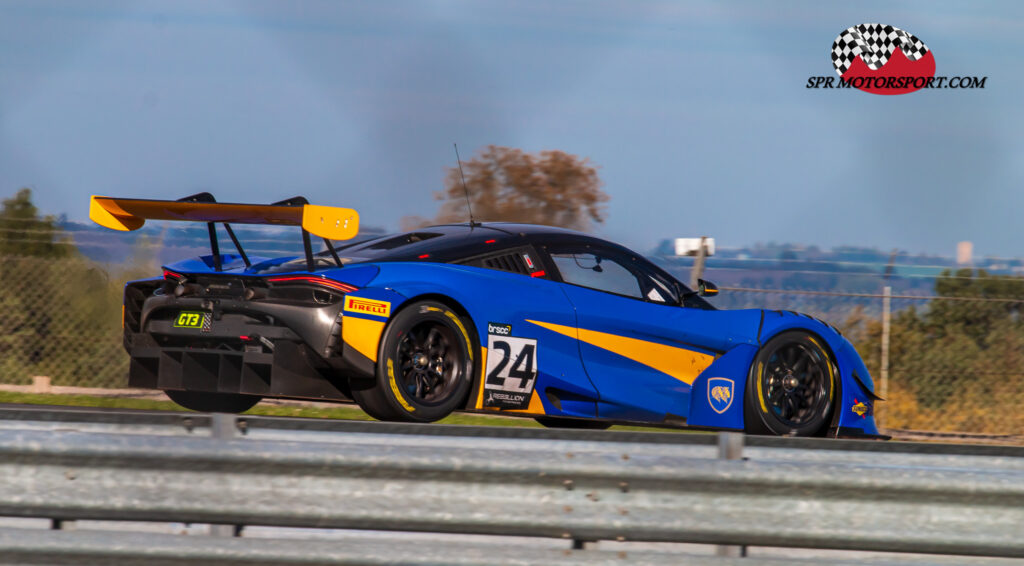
[485,336,538,393]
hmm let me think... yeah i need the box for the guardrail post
[208,413,244,538]
[715,432,746,558]
[50,518,75,531]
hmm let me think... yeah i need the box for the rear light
[164,269,185,282]
[530,270,546,278]
[266,275,358,293]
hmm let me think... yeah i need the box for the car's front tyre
[352,300,475,422]
[744,331,836,436]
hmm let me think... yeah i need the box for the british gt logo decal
[708,377,734,414]
[344,297,391,317]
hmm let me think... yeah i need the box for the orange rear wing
[90,193,360,271]
[89,195,359,241]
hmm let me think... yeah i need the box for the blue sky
[1,1,1021,256]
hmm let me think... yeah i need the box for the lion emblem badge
[707,377,735,414]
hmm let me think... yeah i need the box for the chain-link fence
[2,241,1023,438]
[0,254,129,389]
[715,286,1024,436]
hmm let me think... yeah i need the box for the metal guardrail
[3,403,1024,457]
[0,407,1023,564]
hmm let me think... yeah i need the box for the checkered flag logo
[832,23,930,76]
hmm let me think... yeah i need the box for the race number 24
[485,335,538,393]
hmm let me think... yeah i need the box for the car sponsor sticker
[487,322,512,336]
[344,296,391,318]
[484,325,537,410]
[173,311,212,332]
[851,399,872,418]
[707,377,734,414]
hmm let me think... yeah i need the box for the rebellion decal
[483,334,538,410]
[707,377,735,414]
[344,296,391,318]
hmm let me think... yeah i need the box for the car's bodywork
[97,195,882,437]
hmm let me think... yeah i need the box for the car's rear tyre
[164,390,262,414]
[744,331,836,436]
[534,416,612,430]
[352,300,475,423]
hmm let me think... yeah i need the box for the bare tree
[409,145,608,231]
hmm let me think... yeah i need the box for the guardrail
[0,408,1022,564]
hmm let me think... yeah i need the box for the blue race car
[93,194,882,437]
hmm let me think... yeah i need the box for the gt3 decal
[344,297,391,318]
[174,311,212,332]
[484,330,538,410]
[708,377,735,414]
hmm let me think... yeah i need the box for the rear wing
[90,193,360,272]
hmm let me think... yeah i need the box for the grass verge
[0,391,680,432]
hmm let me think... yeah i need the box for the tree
[412,145,608,231]
[0,188,71,258]
[0,189,126,387]
[847,270,1024,433]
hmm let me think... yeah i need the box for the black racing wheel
[164,390,262,414]
[744,331,836,436]
[352,300,475,422]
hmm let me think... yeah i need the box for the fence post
[689,236,708,289]
[209,413,243,537]
[879,286,891,429]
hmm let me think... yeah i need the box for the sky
[1,1,1022,257]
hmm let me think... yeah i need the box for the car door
[538,244,729,422]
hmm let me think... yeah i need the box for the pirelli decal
[344,296,391,318]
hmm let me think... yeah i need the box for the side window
[643,271,679,304]
[551,252,643,298]
[459,248,548,279]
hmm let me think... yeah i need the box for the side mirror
[697,279,719,297]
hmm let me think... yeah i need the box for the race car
[92,194,882,437]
